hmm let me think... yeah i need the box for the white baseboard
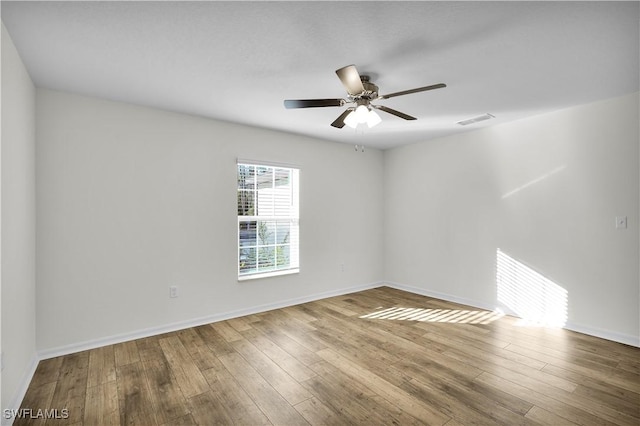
[563,321,640,348]
[2,355,39,426]
[383,281,640,348]
[38,281,384,360]
[384,281,503,313]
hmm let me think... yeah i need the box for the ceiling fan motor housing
[358,75,379,101]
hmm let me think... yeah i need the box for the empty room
[1,1,639,425]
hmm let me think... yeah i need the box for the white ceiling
[2,1,638,150]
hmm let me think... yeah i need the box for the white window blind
[237,162,299,279]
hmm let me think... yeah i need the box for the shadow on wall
[496,248,568,327]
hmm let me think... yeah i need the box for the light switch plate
[169,286,179,298]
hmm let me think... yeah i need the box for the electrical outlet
[340,263,345,272]
[616,216,627,229]
[169,286,179,298]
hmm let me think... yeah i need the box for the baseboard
[383,281,503,313]
[563,321,640,348]
[38,281,384,360]
[383,281,640,348]
[2,355,39,426]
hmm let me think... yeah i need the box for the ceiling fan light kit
[344,104,382,129]
[284,64,446,129]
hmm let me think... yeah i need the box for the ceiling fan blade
[379,83,446,100]
[372,105,417,120]
[331,108,355,128]
[336,65,365,95]
[284,99,344,109]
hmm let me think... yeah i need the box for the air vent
[457,113,495,126]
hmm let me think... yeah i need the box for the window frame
[237,159,300,281]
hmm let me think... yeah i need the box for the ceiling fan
[284,65,446,129]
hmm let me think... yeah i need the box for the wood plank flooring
[15,287,640,425]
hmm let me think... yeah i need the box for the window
[237,161,299,280]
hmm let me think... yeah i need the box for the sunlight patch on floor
[360,306,504,324]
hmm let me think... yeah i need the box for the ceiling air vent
[457,113,495,126]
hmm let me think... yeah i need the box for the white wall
[36,89,384,352]
[1,23,37,413]
[384,92,640,345]
[34,89,640,353]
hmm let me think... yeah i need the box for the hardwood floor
[15,287,640,425]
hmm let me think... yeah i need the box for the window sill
[238,268,299,282]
